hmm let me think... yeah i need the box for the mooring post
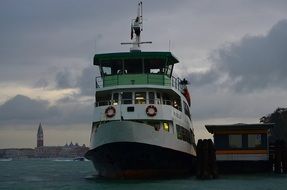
[208,139,218,179]
[274,140,282,173]
[196,139,203,178]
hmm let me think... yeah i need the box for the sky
[1,0,287,148]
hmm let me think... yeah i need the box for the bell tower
[37,123,44,147]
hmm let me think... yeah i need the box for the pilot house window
[135,92,146,104]
[124,59,143,74]
[122,92,132,104]
[148,92,155,104]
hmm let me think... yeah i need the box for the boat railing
[95,74,184,92]
[95,99,173,107]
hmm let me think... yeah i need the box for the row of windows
[176,125,194,144]
[96,91,183,111]
[100,58,173,76]
[214,134,267,149]
[93,120,171,133]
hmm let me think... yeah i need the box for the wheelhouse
[94,51,183,90]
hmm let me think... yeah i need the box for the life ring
[146,105,157,117]
[105,106,116,118]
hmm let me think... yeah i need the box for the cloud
[55,70,74,89]
[53,65,98,96]
[34,78,49,88]
[0,94,92,126]
[0,95,59,123]
[76,66,96,96]
[192,19,287,93]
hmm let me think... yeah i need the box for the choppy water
[1,159,287,190]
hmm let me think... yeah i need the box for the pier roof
[205,123,274,134]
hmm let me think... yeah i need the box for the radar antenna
[121,2,152,51]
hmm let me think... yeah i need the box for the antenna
[121,1,152,51]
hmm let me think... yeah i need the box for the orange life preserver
[105,106,116,118]
[146,105,157,117]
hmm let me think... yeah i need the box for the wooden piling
[208,139,218,179]
[274,140,282,173]
[196,139,203,178]
[281,141,287,173]
[196,139,218,179]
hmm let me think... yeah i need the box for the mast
[121,1,152,51]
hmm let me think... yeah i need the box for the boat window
[112,93,119,105]
[102,67,111,76]
[101,59,122,76]
[96,94,111,106]
[173,98,182,111]
[150,69,160,73]
[124,59,143,74]
[229,135,242,148]
[148,92,155,104]
[144,59,165,74]
[184,102,191,120]
[176,125,192,144]
[162,93,171,105]
[165,64,173,77]
[122,92,133,104]
[135,92,146,104]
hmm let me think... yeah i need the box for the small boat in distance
[85,2,196,178]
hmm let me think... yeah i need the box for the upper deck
[94,51,184,91]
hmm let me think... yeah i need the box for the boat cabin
[94,51,181,89]
[205,123,274,173]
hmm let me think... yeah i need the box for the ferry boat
[85,2,196,178]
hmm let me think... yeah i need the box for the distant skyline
[1,0,287,148]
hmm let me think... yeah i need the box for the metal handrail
[95,74,184,91]
[95,98,172,107]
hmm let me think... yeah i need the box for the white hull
[90,120,196,156]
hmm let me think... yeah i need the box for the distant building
[0,123,89,159]
[37,123,44,147]
[34,142,89,158]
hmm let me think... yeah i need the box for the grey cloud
[76,66,97,96]
[0,95,59,123]
[34,78,49,88]
[0,95,92,126]
[192,19,287,92]
[55,70,74,89]
[53,65,97,95]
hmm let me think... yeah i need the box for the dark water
[1,159,287,190]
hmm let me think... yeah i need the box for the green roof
[93,51,179,65]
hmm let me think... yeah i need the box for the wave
[53,159,73,162]
[0,158,12,161]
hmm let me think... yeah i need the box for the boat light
[163,122,169,132]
